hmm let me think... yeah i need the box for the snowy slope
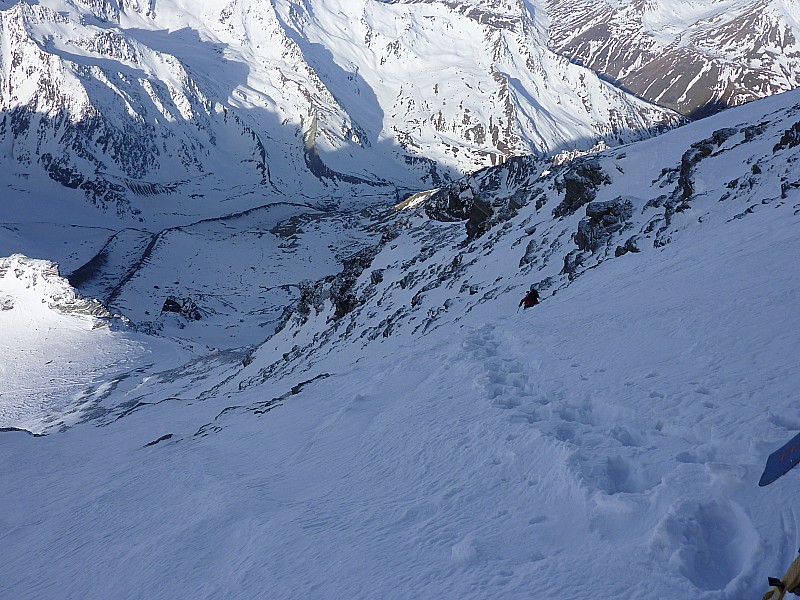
[81,203,383,349]
[0,254,192,432]
[546,0,800,117]
[1,90,799,598]
[240,88,800,381]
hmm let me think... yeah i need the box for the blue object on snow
[760,431,800,486]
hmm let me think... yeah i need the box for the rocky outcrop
[773,121,800,153]
[0,254,115,324]
[466,198,495,240]
[552,159,612,218]
[423,179,500,240]
[425,181,479,223]
[615,235,644,257]
[677,128,738,200]
[575,199,633,252]
[161,296,202,321]
[329,247,384,320]
[562,249,585,279]
[425,156,554,240]
[294,226,401,323]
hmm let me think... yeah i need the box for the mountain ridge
[546,0,800,118]
[0,0,679,221]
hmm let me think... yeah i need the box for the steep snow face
[233,88,800,392]
[0,0,678,221]
[0,91,799,598]
[206,87,800,597]
[546,0,800,117]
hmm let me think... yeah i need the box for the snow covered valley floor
[2,91,800,598]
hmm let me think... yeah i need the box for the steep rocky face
[546,0,800,118]
[551,159,611,218]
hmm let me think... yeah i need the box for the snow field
[0,254,194,433]
[1,189,798,597]
[0,299,143,432]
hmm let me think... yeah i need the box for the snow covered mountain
[269,0,676,168]
[1,81,799,598]
[2,0,800,596]
[0,0,679,220]
[233,88,800,394]
[546,0,800,117]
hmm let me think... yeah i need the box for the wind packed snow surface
[1,96,800,598]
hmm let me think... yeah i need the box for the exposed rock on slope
[0,254,114,324]
[233,89,800,388]
[575,198,633,253]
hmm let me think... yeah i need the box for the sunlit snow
[1,83,799,599]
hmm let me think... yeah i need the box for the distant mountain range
[1,0,679,219]
[2,0,798,219]
[546,0,800,118]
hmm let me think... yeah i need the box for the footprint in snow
[649,499,756,592]
[768,412,800,430]
[573,453,663,495]
[451,534,480,565]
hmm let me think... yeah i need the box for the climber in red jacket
[519,286,539,309]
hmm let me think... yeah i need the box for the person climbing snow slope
[519,286,539,309]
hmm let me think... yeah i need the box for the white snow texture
[1,1,800,599]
